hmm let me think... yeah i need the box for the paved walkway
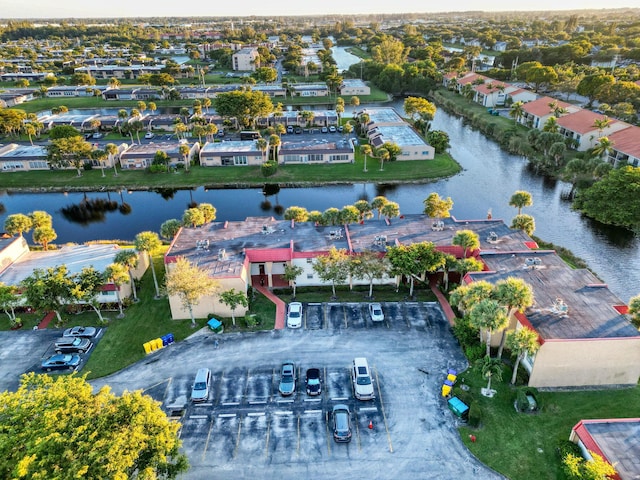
[253,285,286,330]
[37,311,55,329]
[430,279,457,326]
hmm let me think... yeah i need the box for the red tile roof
[556,110,619,135]
[474,83,507,94]
[521,96,569,117]
[608,125,640,158]
[457,73,486,86]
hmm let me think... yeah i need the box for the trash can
[207,318,223,333]
[448,396,469,419]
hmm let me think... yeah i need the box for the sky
[0,0,638,20]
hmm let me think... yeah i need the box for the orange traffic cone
[368,420,373,430]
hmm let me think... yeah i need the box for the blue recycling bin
[207,318,223,333]
[161,333,174,346]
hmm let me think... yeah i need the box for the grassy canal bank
[0,152,461,192]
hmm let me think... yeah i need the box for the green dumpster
[448,396,469,419]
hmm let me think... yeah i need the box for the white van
[191,368,211,403]
[351,357,375,400]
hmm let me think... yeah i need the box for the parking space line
[323,303,328,329]
[325,411,331,457]
[296,415,301,456]
[264,417,271,458]
[249,400,267,405]
[358,407,378,412]
[247,412,265,417]
[202,416,214,460]
[222,402,240,406]
[354,409,362,452]
[274,410,293,415]
[331,397,348,401]
[218,413,237,418]
[343,305,348,329]
[190,415,208,419]
[304,398,321,402]
[304,409,322,414]
[243,369,251,403]
[195,403,213,407]
[232,418,242,459]
[277,399,294,404]
[374,367,393,453]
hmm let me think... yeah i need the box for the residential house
[45,86,95,98]
[606,125,640,167]
[339,79,370,96]
[0,144,50,171]
[0,90,35,107]
[570,418,638,480]
[290,84,329,97]
[473,82,514,107]
[119,141,200,169]
[279,137,355,164]
[519,96,580,130]
[556,110,629,151]
[359,107,435,160]
[0,237,146,305]
[199,141,263,166]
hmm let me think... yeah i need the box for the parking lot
[91,302,503,480]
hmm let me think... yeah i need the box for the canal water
[1,101,638,301]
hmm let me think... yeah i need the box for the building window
[308,154,323,162]
[234,156,247,165]
[306,258,313,264]
[306,273,313,279]
[329,154,349,162]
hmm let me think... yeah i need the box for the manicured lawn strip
[345,46,370,59]
[0,153,460,190]
[275,284,437,303]
[453,362,640,480]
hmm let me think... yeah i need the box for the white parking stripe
[304,409,323,414]
[218,413,237,418]
[247,412,266,417]
[304,398,321,402]
[331,397,348,401]
[359,407,378,412]
[249,400,267,404]
[190,415,209,419]
[274,410,293,415]
[195,403,213,407]
[222,402,240,406]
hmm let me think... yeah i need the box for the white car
[287,302,303,328]
[144,132,155,139]
[369,303,384,322]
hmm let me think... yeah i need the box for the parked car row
[287,302,385,328]
[40,326,97,372]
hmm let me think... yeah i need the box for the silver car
[63,326,97,338]
[278,362,296,396]
[332,404,352,443]
[54,337,91,354]
[369,303,384,322]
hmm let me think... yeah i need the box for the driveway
[91,302,504,480]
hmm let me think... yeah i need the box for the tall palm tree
[268,134,281,162]
[509,190,533,215]
[134,231,162,299]
[469,299,509,358]
[105,143,119,176]
[105,262,130,318]
[205,123,218,142]
[481,357,503,395]
[114,249,139,302]
[377,147,389,171]
[509,101,524,125]
[592,116,611,138]
[360,144,372,172]
[592,136,614,160]
[256,138,268,163]
[179,144,191,172]
[506,327,540,385]
[494,277,534,359]
[542,116,559,133]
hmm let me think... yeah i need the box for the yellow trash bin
[441,384,452,397]
[447,374,457,383]
[143,341,152,354]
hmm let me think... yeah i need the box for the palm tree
[377,147,389,171]
[23,123,36,146]
[179,144,191,171]
[509,190,533,215]
[481,357,503,396]
[148,102,157,115]
[256,138,268,163]
[135,231,162,299]
[117,109,128,133]
[205,123,218,142]
[114,249,139,302]
[494,277,534,359]
[380,201,400,222]
[592,136,614,160]
[105,143,119,176]
[350,96,360,116]
[202,98,211,113]
[506,327,540,385]
[104,262,130,318]
[268,134,281,162]
[510,214,536,236]
[592,116,611,138]
[452,229,480,258]
[469,298,508,358]
[360,144,372,172]
[509,101,524,125]
[542,116,559,133]
[371,196,388,219]
[353,200,373,223]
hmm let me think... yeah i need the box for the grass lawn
[451,360,640,480]
[0,151,460,190]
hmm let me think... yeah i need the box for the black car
[54,337,91,354]
[305,368,322,396]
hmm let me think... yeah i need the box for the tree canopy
[0,373,188,479]
[212,90,274,128]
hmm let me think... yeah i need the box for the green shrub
[557,440,582,461]
[467,400,482,428]
[465,344,485,362]
[148,164,167,174]
[261,161,278,177]
[245,314,260,328]
[452,316,479,347]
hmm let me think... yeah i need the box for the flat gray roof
[200,141,260,154]
[0,144,47,159]
[280,137,353,153]
[0,243,123,285]
[121,142,186,157]
[581,419,640,480]
[373,124,429,147]
[474,251,637,340]
[360,107,405,124]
